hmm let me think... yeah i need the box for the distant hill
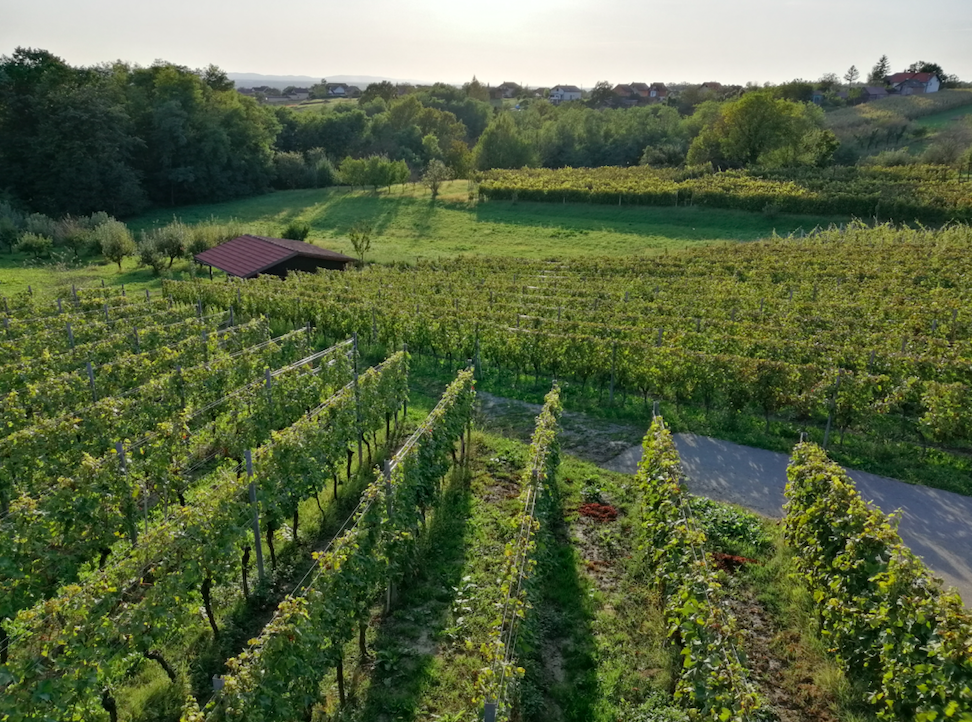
[227,72,431,88]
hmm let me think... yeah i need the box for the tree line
[8,47,956,220]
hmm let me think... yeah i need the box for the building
[865,86,889,101]
[886,72,941,95]
[647,83,668,103]
[549,85,583,104]
[195,235,355,279]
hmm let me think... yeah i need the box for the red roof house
[195,235,355,279]
[885,72,941,95]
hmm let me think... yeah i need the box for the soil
[724,578,839,722]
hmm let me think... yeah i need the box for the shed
[194,235,355,279]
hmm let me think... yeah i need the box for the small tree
[422,159,454,199]
[16,232,53,259]
[348,221,373,266]
[94,220,135,271]
[844,65,860,85]
[136,234,167,275]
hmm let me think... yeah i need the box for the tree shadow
[354,468,472,720]
[304,191,408,238]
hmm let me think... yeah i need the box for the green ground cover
[126,182,845,263]
[913,104,972,129]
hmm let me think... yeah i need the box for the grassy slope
[126,181,845,263]
[913,104,972,129]
[0,186,844,298]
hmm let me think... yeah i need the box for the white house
[886,72,941,95]
[549,85,583,104]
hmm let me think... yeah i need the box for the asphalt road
[604,433,972,605]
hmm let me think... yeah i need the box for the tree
[422,159,454,198]
[201,65,233,92]
[473,113,536,170]
[94,219,135,270]
[347,221,372,265]
[906,60,955,84]
[588,80,614,108]
[844,65,860,85]
[868,55,891,83]
[463,76,490,102]
[687,92,836,168]
[360,81,396,104]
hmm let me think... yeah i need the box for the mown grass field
[127,180,845,263]
[0,182,845,298]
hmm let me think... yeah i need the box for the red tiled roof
[887,72,936,84]
[195,235,354,278]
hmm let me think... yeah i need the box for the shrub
[281,220,310,241]
[187,217,244,256]
[16,232,54,258]
[24,213,57,239]
[0,216,19,253]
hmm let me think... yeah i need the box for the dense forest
[1,48,968,219]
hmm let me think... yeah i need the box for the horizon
[2,0,971,87]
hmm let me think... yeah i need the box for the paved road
[604,434,972,605]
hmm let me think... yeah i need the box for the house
[612,83,634,97]
[195,235,356,279]
[549,85,583,104]
[865,86,889,101]
[629,82,651,98]
[647,82,668,103]
[886,72,940,95]
[700,81,723,92]
[492,81,520,99]
[326,83,350,97]
[346,86,362,98]
[287,87,310,101]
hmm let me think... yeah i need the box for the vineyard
[166,222,972,492]
[476,164,972,223]
[3,222,972,720]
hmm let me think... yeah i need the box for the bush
[859,149,917,167]
[0,216,19,253]
[24,213,57,239]
[281,220,310,241]
[16,232,54,258]
[187,217,244,256]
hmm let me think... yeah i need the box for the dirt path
[476,392,972,605]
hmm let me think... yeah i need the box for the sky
[2,0,971,87]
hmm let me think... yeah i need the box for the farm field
[3,256,972,720]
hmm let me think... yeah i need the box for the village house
[865,86,889,101]
[490,82,520,100]
[549,85,583,104]
[886,72,941,95]
[647,82,668,103]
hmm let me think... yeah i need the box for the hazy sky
[3,0,971,86]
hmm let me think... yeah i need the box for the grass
[126,182,847,264]
[0,251,175,300]
[317,429,679,721]
[913,103,972,129]
[1,184,846,298]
